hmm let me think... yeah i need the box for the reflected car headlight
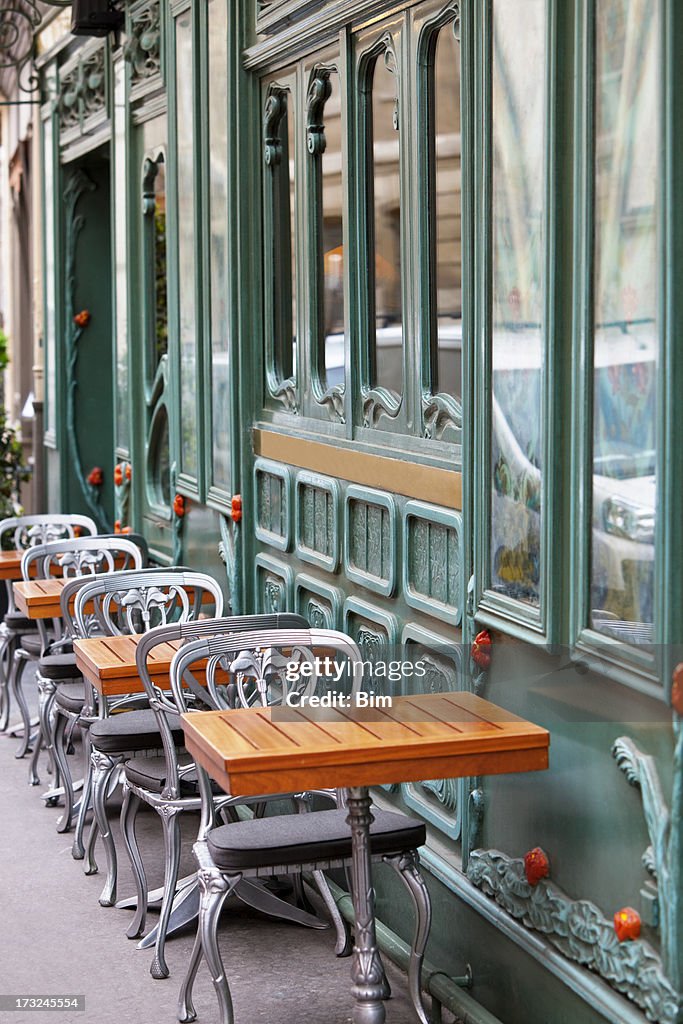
[602,496,655,544]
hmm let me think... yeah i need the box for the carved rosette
[467,849,680,1023]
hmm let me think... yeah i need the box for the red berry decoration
[114,464,124,487]
[173,494,185,518]
[471,629,492,670]
[524,847,550,886]
[74,310,91,328]
[231,494,242,523]
[614,907,641,942]
[114,520,122,534]
[125,463,132,481]
[87,466,103,487]
[672,664,683,715]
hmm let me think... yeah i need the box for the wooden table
[14,578,74,619]
[0,550,23,580]
[182,692,549,1023]
[74,633,182,696]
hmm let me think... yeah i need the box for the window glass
[146,158,168,372]
[490,0,546,607]
[44,115,56,437]
[432,19,461,399]
[176,10,198,476]
[318,70,344,391]
[113,60,129,450]
[265,84,297,393]
[370,50,402,397]
[590,0,658,642]
[208,0,230,488]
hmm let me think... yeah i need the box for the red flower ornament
[87,466,104,487]
[471,629,492,671]
[524,847,550,887]
[125,463,132,481]
[672,663,683,715]
[231,494,242,523]
[114,464,124,487]
[614,907,641,942]
[173,494,185,518]
[114,520,122,534]
[74,310,91,328]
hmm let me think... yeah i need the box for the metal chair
[120,613,316,979]
[52,566,199,847]
[12,535,146,783]
[0,513,97,734]
[70,569,226,907]
[168,629,431,1024]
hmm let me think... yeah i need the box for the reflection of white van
[323,321,462,396]
[490,325,656,632]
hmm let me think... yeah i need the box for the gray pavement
[0,668,450,1024]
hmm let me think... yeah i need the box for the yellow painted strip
[253,429,462,510]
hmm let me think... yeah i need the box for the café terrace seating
[0,512,434,1024]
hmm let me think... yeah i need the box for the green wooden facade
[35,2,681,1021]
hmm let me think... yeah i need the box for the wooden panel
[181,693,549,797]
[0,551,23,580]
[254,429,462,509]
[74,634,181,696]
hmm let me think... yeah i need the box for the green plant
[0,411,30,529]
[0,330,9,374]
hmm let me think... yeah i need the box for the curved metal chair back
[21,535,145,582]
[0,514,98,552]
[134,614,310,799]
[69,568,224,640]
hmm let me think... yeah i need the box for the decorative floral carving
[306,68,331,156]
[423,392,462,440]
[263,85,287,167]
[59,45,107,131]
[467,849,680,1022]
[218,509,241,615]
[87,466,103,487]
[264,576,284,613]
[123,0,161,85]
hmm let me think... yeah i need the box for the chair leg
[29,675,56,786]
[54,711,76,832]
[0,631,15,733]
[311,869,352,956]
[72,728,93,859]
[185,842,236,1024]
[386,851,432,1024]
[11,651,32,758]
[83,817,99,875]
[120,785,148,940]
[90,749,121,906]
[151,805,182,979]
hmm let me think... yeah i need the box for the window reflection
[432,19,461,400]
[590,0,658,642]
[266,85,297,390]
[208,0,230,489]
[370,50,402,397]
[151,160,168,368]
[319,71,344,391]
[176,10,198,476]
[490,0,546,607]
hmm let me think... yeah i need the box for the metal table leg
[346,786,387,1024]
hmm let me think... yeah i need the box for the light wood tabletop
[181,692,550,797]
[14,578,71,619]
[0,550,25,580]
[74,633,181,696]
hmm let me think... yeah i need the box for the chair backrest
[68,567,224,639]
[0,514,98,551]
[22,535,145,582]
[134,613,310,798]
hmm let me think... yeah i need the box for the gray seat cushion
[3,612,36,633]
[39,653,82,681]
[90,710,185,755]
[206,809,426,871]
[55,682,87,714]
[22,635,44,657]
[123,753,197,794]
